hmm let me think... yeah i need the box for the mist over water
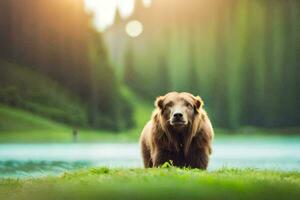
[1,136,299,178]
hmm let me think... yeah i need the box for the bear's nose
[173,112,183,119]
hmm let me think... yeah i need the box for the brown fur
[140,92,214,169]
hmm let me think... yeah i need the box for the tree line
[0,0,134,130]
[108,0,300,129]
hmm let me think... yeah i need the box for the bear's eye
[165,102,173,108]
[162,102,172,113]
[165,104,169,108]
[186,103,193,109]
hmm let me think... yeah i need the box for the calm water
[0,136,300,178]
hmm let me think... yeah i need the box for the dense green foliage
[1,167,300,200]
[88,29,134,130]
[0,61,87,126]
[0,0,134,130]
[106,0,300,129]
[0,88,152,143]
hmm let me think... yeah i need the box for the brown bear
[140,92,214,169]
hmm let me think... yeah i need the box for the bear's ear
[155,96,165,110]
[194,96,204,111]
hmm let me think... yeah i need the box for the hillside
[0,60,87,126]
[0,83,153,143]
[0,105,67,132]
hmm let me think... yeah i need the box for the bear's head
[155,92,204,132]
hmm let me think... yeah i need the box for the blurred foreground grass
[1,167,300,200]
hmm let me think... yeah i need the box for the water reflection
[0,137,300,178]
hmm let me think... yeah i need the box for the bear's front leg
[186,146,210,169]
[152,149,175,167]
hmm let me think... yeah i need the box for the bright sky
[84,0,151,31]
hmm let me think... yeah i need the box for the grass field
[1,167,300,200]
[0,87,153,143]
[0,104,141,143]
[0,60,88,126]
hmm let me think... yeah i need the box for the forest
[106,0,300,129]
[0,0,133,131]
[0,0,299,132]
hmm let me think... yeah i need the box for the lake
[1,135,300,178]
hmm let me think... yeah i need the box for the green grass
[0,88,153,143]
[0,104,67,132]
[0,60,87,126]
[0,104,71,142]
[1,167,300,200]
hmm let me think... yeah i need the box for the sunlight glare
[85,0,151,31]
[126,20,143,38]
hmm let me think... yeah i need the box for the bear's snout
[171,112,185,124]
[170,109,187,126]
[173,112,183,120]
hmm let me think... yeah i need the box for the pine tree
[157,54,171,94]
[211,4,230,128]
[88,27,121,130]
[123,44,138,90]
[187,37,199,95]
